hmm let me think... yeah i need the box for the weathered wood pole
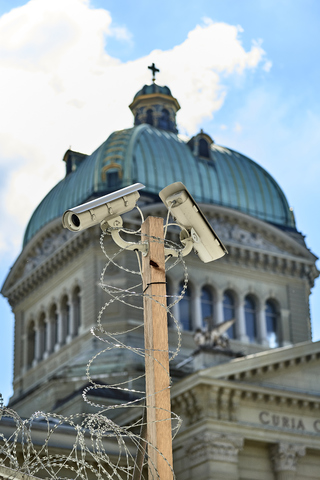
[141,216,173,480]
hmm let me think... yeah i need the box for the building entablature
[171,362,320,452]
[136,202,316,260]
[1,220,93,308]
[198,340,320,380]
[172,377,320,424]
[3,198,318,308]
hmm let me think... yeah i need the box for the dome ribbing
[23,124,295,246]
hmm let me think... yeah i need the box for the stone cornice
[199,340,320,381]
[2,222,92,307]
[136,203,319,286]
[222,244,317,286]
[138,202,315,260]
[171,376,320,428]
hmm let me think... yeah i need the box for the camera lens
[71,214,80,227]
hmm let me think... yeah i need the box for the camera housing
[159,182,227,263]
[62,183,145,232]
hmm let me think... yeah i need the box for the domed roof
[23,124,296,247]
[133,83,173,100]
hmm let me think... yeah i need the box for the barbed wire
[0,215,188,479]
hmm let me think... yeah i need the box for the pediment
[242,356,320,395]
[199,203,316,261]
[1,219,77,299]
[202,341,320,396]
[209,217,288,255]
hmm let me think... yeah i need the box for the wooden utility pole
[141,216,173,480]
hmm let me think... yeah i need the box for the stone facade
[1,78,319,478]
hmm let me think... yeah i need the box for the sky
[0,0,319,405]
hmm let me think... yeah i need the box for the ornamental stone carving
[187,431,244,466]
[23,229,74,276]
[209,218,286,254]
[270,442,306,477]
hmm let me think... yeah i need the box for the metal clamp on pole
[101,217,149,255]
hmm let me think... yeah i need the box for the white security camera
[62,183,145,232]
[159,182,227,263]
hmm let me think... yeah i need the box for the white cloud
[0,0,268,258]
[234,122,243,133]
[263,60,272,72]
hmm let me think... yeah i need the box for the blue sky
[0,0,319,404]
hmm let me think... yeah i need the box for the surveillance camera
[159,182,228,263]
[62,183,145,232]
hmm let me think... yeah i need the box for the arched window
[38,313,46,360]
[179,281,192,331]
[73,286,81,335]
[146,109,154,126]
[199,138,210,158]
[158,108,170,130]
[107,169,120,189]
[266,300,279,348]
[50,304,59,348]
[27,321,36,368]
[223,291,235,339]
[245,295,257,342]
[60,296,69,345]
[201,286,213,330]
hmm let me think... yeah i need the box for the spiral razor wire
[0,210,188,479]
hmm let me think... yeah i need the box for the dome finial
[148,63,159,83]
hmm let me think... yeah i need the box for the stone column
[54,305,63,351]
[31,321,40,367]
[281,308,291,346]
[192,285,203,330]
[270,443,306,480]
[186,431,244,480]
[22,332,28,374]
[215,290,224,325]
[257,302,268,345]
[44,313,53,358]
[237,299,248,342]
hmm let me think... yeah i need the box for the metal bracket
[101,217,195,259]
[101,217,149,255]
[163,234,193,258]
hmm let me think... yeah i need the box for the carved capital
[187,431,243,466]
[270,443,306,472]
[172,385,221,425]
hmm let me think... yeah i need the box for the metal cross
[148,63,159,83]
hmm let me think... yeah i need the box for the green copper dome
[133,83,173,99]
[23,124,295,247]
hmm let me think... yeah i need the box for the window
[107,169,120,189]
[179,282,192,330]
[199,138,210,158]
[61,296,69,343]
[201,286,213,329]
[158,108,170,130]
[73,286,81,335]
[223,291,236,339]
[146,109,154,126]
[27,321,36,368]
[244,295,257,342]
[266,300,279,348]
[38,313,46,360]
